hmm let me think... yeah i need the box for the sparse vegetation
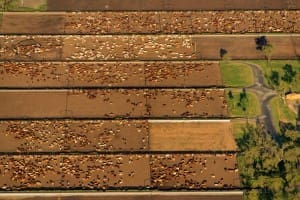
[226,89,261,117]
[269,96,296,132]
[4,0,47,11]
[262,44,273,64]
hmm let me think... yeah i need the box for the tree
[220,48,227,58]
[219,48,230,61]
[255,36,268,50]
[228,90,233,99]
[255,36,274,70]
[262,44,273,64]
[269,70,280,87]
[282,64,296,84]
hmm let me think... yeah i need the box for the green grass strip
[220,61,254,87]
[226,89,261,118]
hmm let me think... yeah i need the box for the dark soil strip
[46,0,300,11]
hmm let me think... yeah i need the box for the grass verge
[220,61,254,87]
[269,96,296,132]
[226,89,261,118]
[251,60,300,92]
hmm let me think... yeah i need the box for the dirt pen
[0,11,299,34]
[0,120,237,152]
[45,0,300,11]
[0,61,222,88]
[0,120,149,152]
[0,154,239,190]
[1,35,299,61]
[0,89,228,118]
[149,120,237,151]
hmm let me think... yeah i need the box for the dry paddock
[0,154,240,190]
[0,120,237,152]
[0,89,228,118]
[0,35,299,61]
[0,11,299,34]
[0,61,222,88]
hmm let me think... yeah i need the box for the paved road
[240,62,279,140]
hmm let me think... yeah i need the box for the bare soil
[149,121,237,151]
[0,90,67,118]
[0,36,62,61]
[192,35,299,60]
[286,93,300,114]
[46,0,300,11]
[0,89,228,119]
[0,13,64,34]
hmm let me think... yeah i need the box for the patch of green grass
[220,61,254,87]
[5,0,47,11]
[251,60,300,92]
[269,96,296,132]
[226,89,261,118]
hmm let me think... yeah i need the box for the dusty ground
[0,90,67,118]
[0,36,63,61]
[46,0,300,11]
[0,61,222,88]
[1,35,298,61]
[149,121,237,151]
[0,154,239,190]
[1,11,299,34]
[0,89,228,118]
[0,13,64,34]
[192,35,300,60]
[0,120,149,152]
